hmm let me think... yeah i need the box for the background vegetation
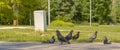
[0,0,120,25]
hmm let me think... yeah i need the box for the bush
[50,20,74,27]
[92,23,99,26]
[79,21,89,25]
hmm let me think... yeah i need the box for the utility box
[34,10,47,31]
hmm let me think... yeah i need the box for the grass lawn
[0,25,120,43]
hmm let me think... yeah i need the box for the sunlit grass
[48,25,120,43]
[0,25,120,43]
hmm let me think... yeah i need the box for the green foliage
[92,0,112,24]
[0,0,47,25]
[111,0,120,23]
[0,1,14,25]
[50,20,74,27]
[51,0,78,22]
[92,23,99,26]
[18,0,47,25]
[1,0,120,25]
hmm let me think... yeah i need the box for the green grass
[0,25,120,43]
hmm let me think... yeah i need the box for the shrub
[65,22,74,27]
[92,23,99,26]
[50,20,74,27]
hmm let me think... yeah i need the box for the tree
[19,0,47,25]
[112,0,120,23]
[0,0,115,25]
[51,0,78,22]
[0,1,14,24]
[92,0,112,24]
[8,0,21,25]
[72,0,82,24]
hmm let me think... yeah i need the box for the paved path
[0,42,120,50]
[0,26,32,29]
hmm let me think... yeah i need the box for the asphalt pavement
[0,42,120,50]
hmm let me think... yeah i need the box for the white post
[90,0,92,26]
[48,0,50,25]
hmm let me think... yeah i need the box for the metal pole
[90,0,92,26]
[16,10,19,26]
[29,10,32,26]
[48,0,50,25]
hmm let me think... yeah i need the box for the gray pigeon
[48,36,55,43]
[65,30,73,41]
[86,31,97,42]
[72,31,80,40]
[56,30,70,44]
[103,36,111,44]
[43,36,55,44]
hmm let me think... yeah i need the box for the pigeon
[86,31,97,42]
[103,36,111,44]
[65,30,73,41]
[56,30,70,44]
[72,31,80,40]
[48,36,55,43]
[42,36,55,44]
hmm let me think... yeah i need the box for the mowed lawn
[0,25,120,43]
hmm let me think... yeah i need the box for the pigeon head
[56,30,60,34]
[52,36,54,38]
[104,36,107,39]
[76,31,80,35]
[95,31,97,33]
[70,30,74,33]
[56,30,59,32]
[95,31,97,35]
[77,32,80,35]
[78,31,80,33]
